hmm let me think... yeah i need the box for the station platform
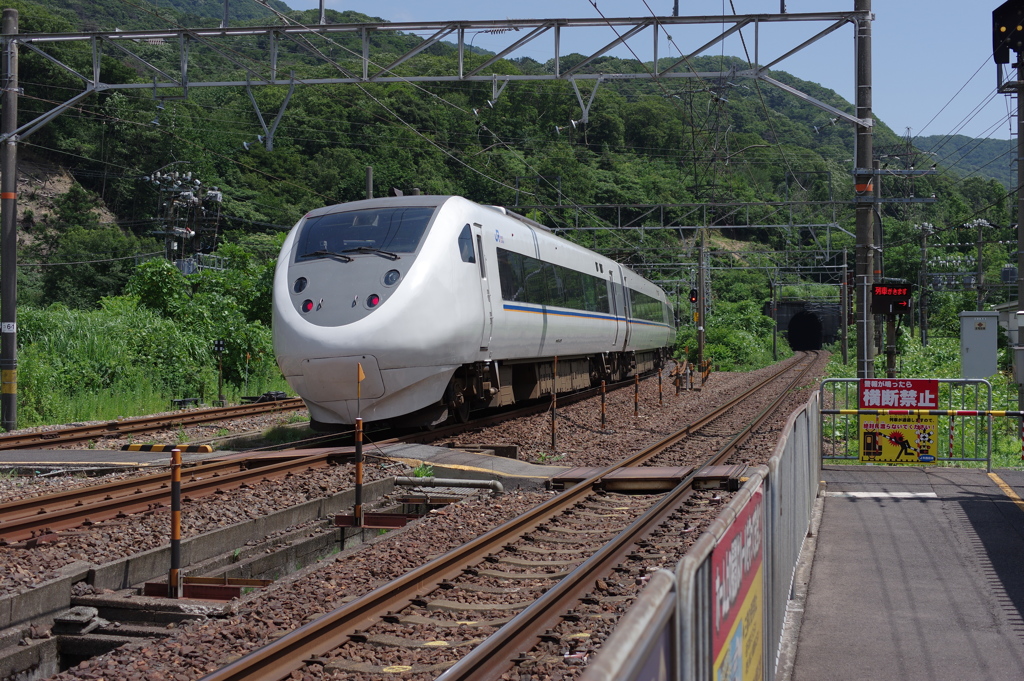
[786,466,1024,681]
[0,443,571,485]
[0,448,216,473]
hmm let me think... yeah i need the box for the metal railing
[820,378,993,467]
[580,390,821,681]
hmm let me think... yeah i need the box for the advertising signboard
[711,482,764,681]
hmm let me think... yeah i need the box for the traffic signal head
[689,289,698,303]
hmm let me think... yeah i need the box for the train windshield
[295,206,436,261]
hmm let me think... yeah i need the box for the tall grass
[823,335,1023,470]
[13,300,285,428]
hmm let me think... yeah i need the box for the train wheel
[446,378,471,424]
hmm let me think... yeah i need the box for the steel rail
[0,450,343,544]
[200,459,622,681]
[0,371,652,542]
[630,353,816,464]
[700,353,818,462]
[0,399,306,450]
[438,354,821,679]
[439,462,699,680]
[199,353,814,681]
[0,457,251,522]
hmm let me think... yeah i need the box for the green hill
[2,0,1014,314]
[914,134,1016,190]
[44,0,293,30]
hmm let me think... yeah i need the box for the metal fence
[580,390,821,681]
[820,378,993,468]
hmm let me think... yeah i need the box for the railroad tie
[121,444,214,453]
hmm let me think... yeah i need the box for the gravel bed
[0,415,399,599]
[0,409,312,504]
[49,490,555,681]
[15,353,827,681]
[440,352,827,471]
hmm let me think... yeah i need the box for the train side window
[458,224,476,263]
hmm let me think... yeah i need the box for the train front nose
[293,354,384,403]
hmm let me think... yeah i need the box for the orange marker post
[354,418,363,527]
[550,356,558,451]
[168,448,183,599]
[600,380,606,430]
[355,361,365,527]
[634,373,639,419]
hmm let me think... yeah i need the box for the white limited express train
[272,195,676,429]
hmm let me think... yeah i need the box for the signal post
[871,284,912,379]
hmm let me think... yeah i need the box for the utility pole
[854,0,874,378]
[841,249,849,364]
[994,1,1024,413]
[920,224,929,347]
[1,9,18,431]
[1018,51,1024,411]
[697,232,706,369]
[977,219,986,311]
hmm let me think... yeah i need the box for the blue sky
[284,0,1012,142]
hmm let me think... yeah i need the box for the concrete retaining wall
[0,478,394,632]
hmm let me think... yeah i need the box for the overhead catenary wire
[18,0,999,282]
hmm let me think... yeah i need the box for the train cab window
[296,206,436,261]
[458,224,476,263]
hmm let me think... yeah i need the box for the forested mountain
[913,134,1016,191]
[8,0,1011,293]
[40,0,292,31]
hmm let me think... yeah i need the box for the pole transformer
[1,9,17,431]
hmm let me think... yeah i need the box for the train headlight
[293,277,308,293]
[366,293,381,308]
[301,299,314,313]
[382,269,400,287]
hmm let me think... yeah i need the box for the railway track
[0,398,307,451]
[0,373,656,545]
[200,352,819,681]
[0,450,344,545]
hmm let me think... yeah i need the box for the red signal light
[301,299,314,313]
[367,294,381,308]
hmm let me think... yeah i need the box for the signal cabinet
[959,311,998,379]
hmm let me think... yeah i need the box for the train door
[609,267,630,351]
[472,223,494,353]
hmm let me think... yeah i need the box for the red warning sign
[859,379,938,409]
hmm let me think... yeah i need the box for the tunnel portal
[764,301,841,352]
[788,310,824,351]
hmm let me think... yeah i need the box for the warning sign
[858,379,939,465]
[859,378,937,410]
[859,414,937,464]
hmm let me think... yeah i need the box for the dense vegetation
[1,0,1014,426]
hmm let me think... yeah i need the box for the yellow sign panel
[859,414,938,464]
[713,563,764,681]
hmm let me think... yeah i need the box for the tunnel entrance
[788,310,824,351]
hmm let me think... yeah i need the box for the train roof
[303,195,551,232]
[300,195,657,290]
